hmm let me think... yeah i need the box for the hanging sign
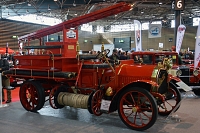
[174,0,185,10]
[148,24,162,38]
[176,24,186,54]
[134,20,142,51]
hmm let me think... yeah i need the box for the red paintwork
[4,3,180,130]
[130,51,200,86]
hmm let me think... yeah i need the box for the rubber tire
[53,85,68,109]
[19,81,45,112]
[158,82,181,116]
[118,87,158,131]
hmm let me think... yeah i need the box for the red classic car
[130,51,200,95]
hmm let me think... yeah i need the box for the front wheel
[118,87,158,131]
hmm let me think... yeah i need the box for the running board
[177,86,200,89]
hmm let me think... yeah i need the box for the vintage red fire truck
[4,2,183,131]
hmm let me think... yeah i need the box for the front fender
[134,79,159,89]
[109,80,159,112]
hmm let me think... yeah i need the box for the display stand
[165,81,196,123]
[0,73,9,108]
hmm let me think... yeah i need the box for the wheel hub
[132,106,138,112]
[27,93,31,99]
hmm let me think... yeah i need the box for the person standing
[0,54,11,103]
[109,49,120,64]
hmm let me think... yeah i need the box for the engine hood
[116,64,156,77]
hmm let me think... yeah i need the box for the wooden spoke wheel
[49,86,60,109]
[91,90,104,116]
[118,87,158,131]
[87,91,95,114]
[19,81,45,112]
[51,85,68,109]
[158,82,181,116]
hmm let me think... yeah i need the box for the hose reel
[57,92,90,109]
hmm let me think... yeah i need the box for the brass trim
[118,64,127,75]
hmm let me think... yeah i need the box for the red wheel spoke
[138,113,144,126]
[141,111,151,120]
[91,90,103,116]
[125,111,134,118]
[129,92,136,104]
[165,101,174,108]
[93,104,98,109]
[133,112,137,124]
[122,97,134,105]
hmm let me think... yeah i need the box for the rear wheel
[158,82,181,116]
[118,87,158,131]
[91,90,103,116]
[19,81,45,112]
[53,85,68,109]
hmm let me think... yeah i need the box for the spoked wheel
[118,87,158,131]
[49,86,60,109]
[52,85,68,109]
[158,82,181,116]
[91,90,104,116]
[19,81,45,112]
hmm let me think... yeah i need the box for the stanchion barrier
[0,73,9,108]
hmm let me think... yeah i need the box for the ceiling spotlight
[28,2,31,6]
[54,0,57,1]
[159,2,162,5]
[189,15,192,18]
[73,0,76,6]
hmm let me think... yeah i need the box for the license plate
[100,99,111,111]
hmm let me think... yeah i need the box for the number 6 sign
[174,0,185,10]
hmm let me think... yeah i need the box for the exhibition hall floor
[0,89,199,133]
